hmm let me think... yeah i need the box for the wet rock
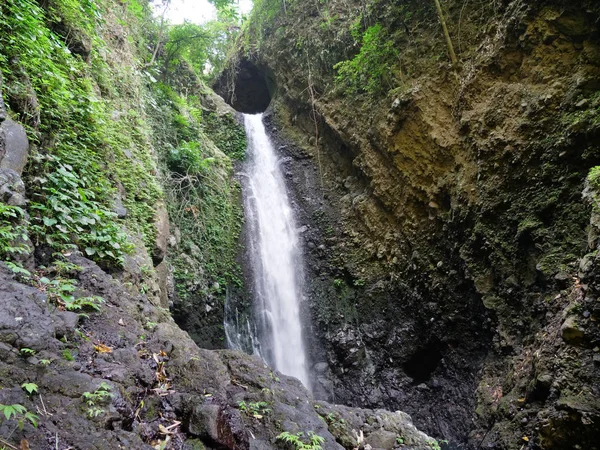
[366,429,398,449]
[561,316,585,345]
[0,168,27,206]
[185,401,223,441]
[0,118,29,175]
[314,402,434,449]
[314,361,329,373]
[113,195,128,218]
[53,311,79,339]
[0,264,58,351]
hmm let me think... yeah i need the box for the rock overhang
[213,57,274,114]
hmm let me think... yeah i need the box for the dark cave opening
[403,341,445,383]
[213,58,274,114]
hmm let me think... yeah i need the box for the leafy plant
[168,141,215,176]
[334,24,398,96]
[0,0,160,265]
[0,404,39,429]
[40,276,104,312]
[0,204,29,259]
[29,158,133,265]
[21,383,39,395]
[427,439,445,450]
[276,431,325,450]
[82,382,112,418]
[238,400,271,418]
[4,261,32,277]
[19,348,36,357]
[62,349,74,361]
[49,257,82,275]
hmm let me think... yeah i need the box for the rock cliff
[0,0,438,448]
[216,0,600,448]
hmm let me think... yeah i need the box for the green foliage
[19,348,36,357]
[21,383,39,395]
[29,157,132,265]
[334,24,398,96]
[426,439,445,450]
[202,112,247,160]
[40,276,104,312]
[4,261,32,277]
[0,404,39,429]
[238,400,271,418]
[168,141,216,176]
[0,204,29,259]
[587,166,600,213]
[62,349,75,361]
[160,14,241,82]
[276,431,325,450]
[149,83,244,305]
[588,166,600,189]
[49,257,82,276]
[0,0,162,264]
[82,382,112,418]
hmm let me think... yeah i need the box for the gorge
[0,0,599,449]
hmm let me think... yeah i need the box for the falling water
[236,113,310,388]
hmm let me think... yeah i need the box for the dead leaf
[118,319,125,326]
[20,440,30,450]
[94,343,113,353]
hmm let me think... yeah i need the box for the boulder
[561,316,585,345]
[0,168,27,206]
[0,118,29,175]
[366,429,399,449]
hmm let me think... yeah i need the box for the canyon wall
[217,0,600,447]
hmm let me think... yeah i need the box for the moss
[202,112,247,161]
[184,439,207,450]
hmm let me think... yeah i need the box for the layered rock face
[217,0,600,447]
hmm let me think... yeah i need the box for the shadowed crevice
[214,58,274,114]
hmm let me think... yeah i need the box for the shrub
[334,24,398,96]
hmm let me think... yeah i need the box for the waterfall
[234,113,310,388]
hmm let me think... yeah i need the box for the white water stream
[239,113,310,388]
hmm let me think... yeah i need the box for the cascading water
[228,113,310,388]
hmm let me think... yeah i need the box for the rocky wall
[220,0,600,447]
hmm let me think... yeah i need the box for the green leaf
[21,382,39,395]
[84,247,96,255]
[43,217,58,226]
[0,404,26,421]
